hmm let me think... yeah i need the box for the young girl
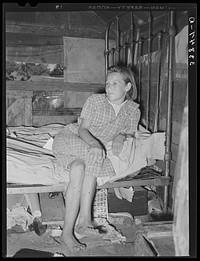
[52,66,140,252]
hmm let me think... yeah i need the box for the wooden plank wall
[6,80,105,127]
[172,90,189,256]
[6,90,33,126]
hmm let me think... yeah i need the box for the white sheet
[7,137,69,185]
[97,128,166,185]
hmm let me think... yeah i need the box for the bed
[7,123,169,191]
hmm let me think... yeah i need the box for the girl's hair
[107,66,137,100]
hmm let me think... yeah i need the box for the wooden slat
[32,115,78,127]
[6,80,105,92]
[7,183,68,194]
[6,98,25,123]
[6,90,33,98]
[99,177,170,189]
[64,90,94,108]
[132,233,157,256]
[24,97,32,126]
[6,22,105,39]
[134,222,175,256]
[141,223,173,239]
[7,176,170,195]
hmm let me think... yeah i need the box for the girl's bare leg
[76,175,97,230]
[61,160,86,251]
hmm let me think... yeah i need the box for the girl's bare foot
[60,232,86,252]
[75,222,104,238]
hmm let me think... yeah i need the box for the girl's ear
[125,82,132,92]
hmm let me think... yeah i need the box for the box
[107,187,148,217]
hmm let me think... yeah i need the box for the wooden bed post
[153,31,162,132]
[116,16,120,65]
[146,11,152,130]
[138,37,142,103]
[163,11,176,214]
[105,24,110,76]
[105,22,114,76]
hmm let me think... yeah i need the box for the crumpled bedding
[7,124,65,147]
[7,124,165,186]
[7,137,69,185]
[97,125,166,185]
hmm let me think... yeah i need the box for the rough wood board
[6,90,33,98]
[39,193,65,223]
[142,223,173,238]
[171,143,179,162]
[63,37,106,84]
[173,92,189,256]
[6,80,105,92]
[24,97,32,126]
[147,236,175,256]
[6,22,106,39]
[64,90,94,108]
[32,115,78,126]
[132,233,156,256]
[6,98,25,124]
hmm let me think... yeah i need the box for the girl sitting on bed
[52,66,140,252]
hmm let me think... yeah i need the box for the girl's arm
[78,118,105,163]
[78,118,102,148]
[112,107,139,155]
[124,108,141,139]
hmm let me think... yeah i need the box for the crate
[107,187,148,217]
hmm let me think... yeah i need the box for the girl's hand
[88,143,105,164]
[112,134,125,156]
[135,130,150,139]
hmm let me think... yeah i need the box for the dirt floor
[6,222,139,257]
[5,192,175,257]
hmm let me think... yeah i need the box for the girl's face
[105,72,131,104]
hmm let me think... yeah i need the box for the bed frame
[6,11,175,220]
[7,174,170,195]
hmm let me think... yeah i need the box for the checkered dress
[52,94,140,177]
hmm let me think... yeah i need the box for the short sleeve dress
[52,94,140,177]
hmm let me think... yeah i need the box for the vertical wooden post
[116,17,120,64]
[173,89,189,256]
[123,31,127,65]
[138,37,142,103]
[163,11,176,214]
[130,12,134,67]
[153,31,162,132]
[111,47,115,66]
[105,23,111,76]
[146,11,152,130]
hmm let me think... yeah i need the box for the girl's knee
[70,160,85,172]
[70,160,85,176]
